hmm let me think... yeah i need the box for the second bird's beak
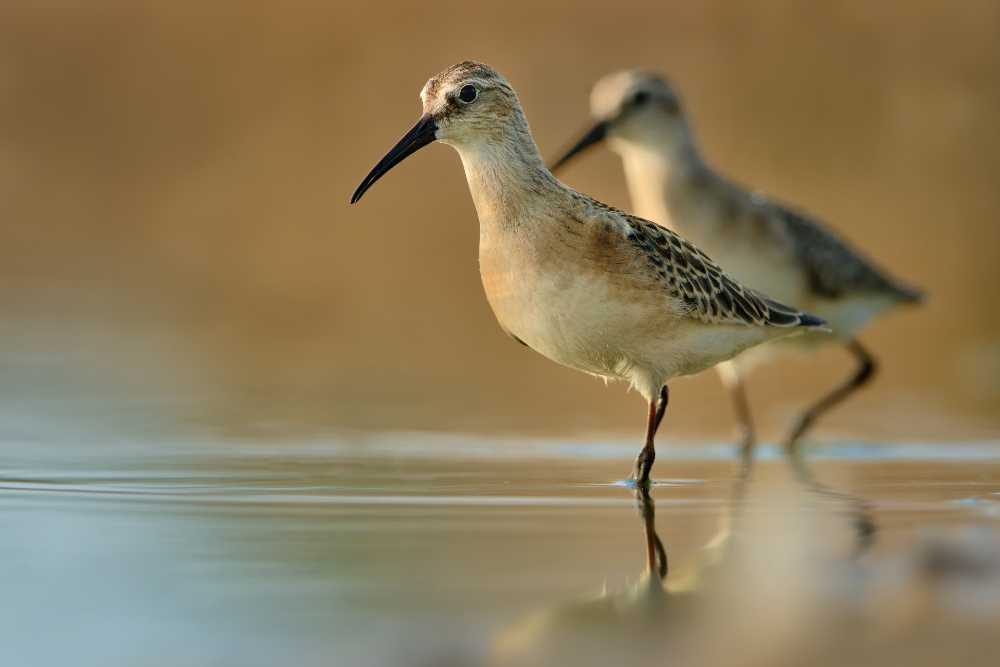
[351,114,439,204]
[549,120,609,174]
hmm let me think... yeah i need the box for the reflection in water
[492,452,1000,667]
[2,439,999,666]
[790,449,878,558]
[638,485,668,580]
[492,467,749,666]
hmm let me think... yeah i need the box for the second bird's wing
[769,202,923,304]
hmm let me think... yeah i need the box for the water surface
[3,437,999,666]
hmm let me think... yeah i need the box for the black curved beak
[549,120,609,174]
[350,114,438,204]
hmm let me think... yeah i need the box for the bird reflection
[491,453,877,667]
[637,484,668,580]
[490,471,747,667]
[788,451,877,558]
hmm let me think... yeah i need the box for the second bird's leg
[717,361,756,467]
[634,385,669,487]
[784,339,876,462]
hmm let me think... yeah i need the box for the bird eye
[633,91,650,106]
[458,84,478,104]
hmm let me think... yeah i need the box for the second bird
[551,70,922,459]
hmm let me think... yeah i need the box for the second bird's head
[550,70,689,174]
[351,61,529,204]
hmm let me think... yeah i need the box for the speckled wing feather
[773,204,923,303]
[621,215,820,327]
[564,191,824,329]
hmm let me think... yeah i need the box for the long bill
[548,120,609,173]
[350,114,438,204]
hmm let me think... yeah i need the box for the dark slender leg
[634,385,669,487]
[636,484,668,578]
[784,340,876,460]
[652,384,669,433]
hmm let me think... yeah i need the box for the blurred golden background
[2,1,998,441]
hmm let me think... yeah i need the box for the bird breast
[477,219,679,379]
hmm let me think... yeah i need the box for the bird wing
[770,202,923,303]
[595,201,823,328]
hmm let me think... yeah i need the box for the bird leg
[784,339,876,460]
[634,385,669,487]
[717,361,756,465]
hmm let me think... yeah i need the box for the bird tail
[759,294,830,332]
[892,281,925,305]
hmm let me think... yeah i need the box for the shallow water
[2,437,999,667]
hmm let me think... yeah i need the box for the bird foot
[632,445,655,488]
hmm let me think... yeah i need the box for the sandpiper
[551,70,922,459]
[351,61,825,486]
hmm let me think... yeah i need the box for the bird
[550,70,922,461]
[351,61,826,486]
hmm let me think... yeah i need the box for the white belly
[483,258,672,379]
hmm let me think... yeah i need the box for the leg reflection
[790,449,877,558]
[636,484,668,580]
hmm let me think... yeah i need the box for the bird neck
[455,130,560,229]
[618,134,708,226]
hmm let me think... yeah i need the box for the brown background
[1,1,998,441]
